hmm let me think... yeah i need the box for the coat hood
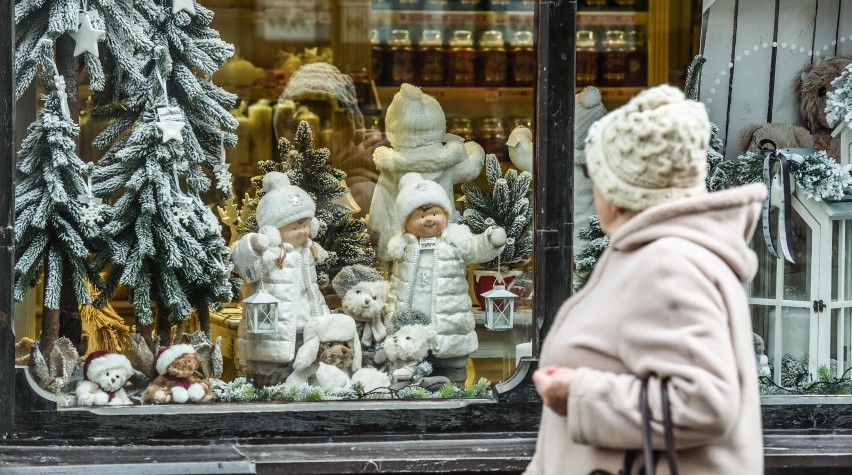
[609,183,767,283]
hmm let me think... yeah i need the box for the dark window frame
[0,0,578,441]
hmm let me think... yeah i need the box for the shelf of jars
[376,86,531,101]
[371,9,533,26]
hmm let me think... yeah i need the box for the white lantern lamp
[242,280,281,334]
[481,269,517,331]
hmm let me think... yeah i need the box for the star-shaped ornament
[156,119,185,143]
[172,0,196,14]
[69,11,106,57]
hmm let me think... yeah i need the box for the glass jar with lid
[370,29,385,85]
[448,117,474,141]
[424,0,449,9]
[625,28,647,86]
[417,30,446,87]
[388,29,415,86]
[478,30,507,87]
[476,117,508,162]
[612,0,637,7]
[454,0,481,10]
[486,0,510,10]
[509,30,535,87]
[601,29,628,87]
[448,30,477,87]
[575,30,599,86]
[582,0,608,7]
[394,0,422,8]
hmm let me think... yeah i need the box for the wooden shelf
[377,86,532,103]
[577,11,648,26]
[372,9,533,26]
[582,86,645,100]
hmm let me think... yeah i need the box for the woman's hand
[532,366,576,417]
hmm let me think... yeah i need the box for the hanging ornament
[77,163,105,228]
[53,71,71,122]
[171,167,194,223]
[172,0,197,15]
[153,66,186,144]
[69,9,106,57]
[213,133,232,194]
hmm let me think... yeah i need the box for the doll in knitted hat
[76,350,134,406]
[385,173,507,384]
[143,344,212,404]
[231,171,331,387]
[369,84,486,261]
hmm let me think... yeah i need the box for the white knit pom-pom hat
[584,84,710,211]
[384,84,447,149]
[83,350,133,382]
[395,173,453,229]
[256,171,316,229]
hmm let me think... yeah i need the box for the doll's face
[404,205,448,238]
[279,217,311,247]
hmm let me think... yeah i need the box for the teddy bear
[383,310,450,391]
[740,56,852,158]
[796,56,852,159]
[75,350,134,406]
[143,344,212,404]
[332,264,389,356]
[284,313,363,390]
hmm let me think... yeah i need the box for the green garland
[826,62,852,131]
[722,150,852,200]
[211,377,493,402]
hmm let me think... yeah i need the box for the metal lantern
[481,284,517,331]
[242,285,281,334]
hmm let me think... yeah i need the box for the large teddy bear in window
[368,83,485,261]
[740,56,852,158]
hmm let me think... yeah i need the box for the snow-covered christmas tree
[240,121,375,282]
[13,0,152,355]
[461,154,533,269]
[91,2,237,346]
[14,69,108,355]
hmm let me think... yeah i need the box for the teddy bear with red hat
[76,350,134,406]
[143,344,212,404]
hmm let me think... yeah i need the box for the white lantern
[481,284,517,331]
[242,286,281,334]
[750,170,852,385]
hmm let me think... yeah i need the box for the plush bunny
[76,350,134,406]
[284,313,362,391]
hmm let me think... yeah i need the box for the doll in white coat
[385,173,507,384]
[231,172,330,387]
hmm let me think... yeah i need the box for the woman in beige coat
[525,85,764,474]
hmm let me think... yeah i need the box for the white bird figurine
[507,126,534,173]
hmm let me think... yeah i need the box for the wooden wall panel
[723,0,776,159]
[770,0,816,126]
[699,0,738,145]
[836,1,852,57]
[813,0,841,57]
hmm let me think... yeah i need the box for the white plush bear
[332,264,389,349]
[383,310,450,391]
[76,350,134,406]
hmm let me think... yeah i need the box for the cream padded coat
[525,184,766,475]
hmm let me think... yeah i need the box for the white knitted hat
[384,84,446,149]
[585,85,709,211]
[256,172,315,229]
[154,344,196,376]
[395,173,453,229]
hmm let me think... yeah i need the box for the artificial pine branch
[461,154,533,269]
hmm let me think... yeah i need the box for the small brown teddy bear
[143,344,212,404]
[796,56,852,159]
[284,313,363,390]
